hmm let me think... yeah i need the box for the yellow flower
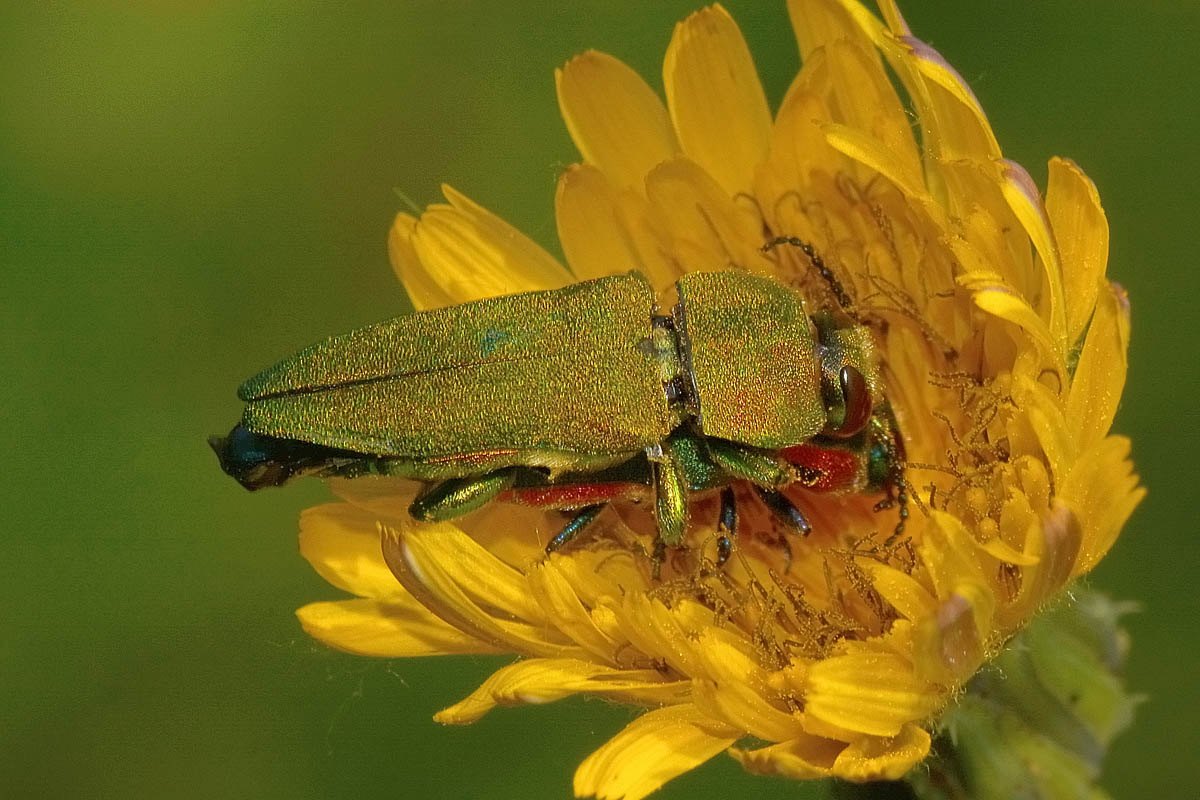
[296,1,1143,796]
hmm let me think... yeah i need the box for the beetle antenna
[761,236,855,314]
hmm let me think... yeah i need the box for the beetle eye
[826,365,871,438]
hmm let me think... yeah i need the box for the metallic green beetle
[211,264,907,563]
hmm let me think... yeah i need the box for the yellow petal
[387,212,454,311]
[606,593,707,678]
[1016,375,1075,489]
[692,625,764,685]
[872,0,911,35]
[734,722,929,781]
[1066,282,1130,451]
[688,628,803,741]
[298,503,403,599]
[644,156,771,275]
[899,32,1001,162]
[912,582,995,684]
[805,644,941,736]
[1046,157,1109,344]
[296,598,497,657]
[967,281,1066,381]
[760,86,840,192]
[808,33,923,193]
[834,0,999,212]
[411,185,573,304]
[920,511,988,599]
[381,521,582,659]
[788,0,865,60]
[977,536,1041,567]
[861,562,936,622]
[556,51,678,193]
[1011,502,1083,617]
[328,475,419,520]
[526,559,622,662]
[435,658,679,725]
[554,164,679,288]
[400,517,546,623]
[825,37,907,159]
[730,735,846,778]
[823,121,927,202]
[948,173,1035,297]
[1062,436,1145,575]
[999,492,1037,555]
[830,723,931,780]
[1016,455,1052,517]
[450,500,549,566]
[691,677,803,743]
[999,159,1067,349]
[545,547,649,607]
[573,704,739,800]
[663,5,772,197]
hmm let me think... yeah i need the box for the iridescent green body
[240,273,672,475]
[212,268,903,554]
[236,271,853,475]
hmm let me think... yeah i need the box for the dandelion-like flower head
[296,1,1142,796]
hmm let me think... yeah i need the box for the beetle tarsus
[753,486,812,536]
[546,503,605,554]
[715,486,738,567]
[651,538,667,580]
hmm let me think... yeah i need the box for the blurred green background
[3,1,1196,797]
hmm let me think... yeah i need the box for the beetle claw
[753,487,812,536]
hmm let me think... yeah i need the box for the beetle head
[208,424,321,490]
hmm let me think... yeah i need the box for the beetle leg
[651,439,690,548]
[752,486,812,536]
[651,538,667,581]
[545,504,605,554]
[409,469,517,522]
[706,438,821,490]
[715,486,738,566]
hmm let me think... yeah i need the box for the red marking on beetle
[501,482,646,509]
[781,444,864,492]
